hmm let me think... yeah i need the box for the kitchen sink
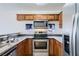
[0,35,18,48]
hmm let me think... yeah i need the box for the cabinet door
[53,39,59,56]
[49,38,63,56]
[28,39,33,56]
[24,15,34,20]
[49,38,54,56]
[54,14,59,21]
[25,38,32,56]
[17,14,25,21]
[53,39,63,56]
[53,39,57,56]
[57,40,63,56]
[48,15,54,21]
[16,39,32,56]
[16,40,25,56]
[59,12,62,28]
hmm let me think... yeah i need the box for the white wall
[0,9,34,34]
[0,7,62,35]
[48,21,62,34]
[0,10,20,34]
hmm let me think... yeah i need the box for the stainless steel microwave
[34,20,48,29]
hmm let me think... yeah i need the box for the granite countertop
[0,36,28,55]
[0,33,63,37]
[0,33,63,55]
[15,34,62,38]
[47,34,62,36]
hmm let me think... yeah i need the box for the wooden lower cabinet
[16,38,63,56]
[16,38,32,56]
[25,39,32,56]
[49,38,63,56]
[49,39,54,56]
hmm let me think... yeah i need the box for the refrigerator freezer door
[63,3,75,34]
[63,3,76,56]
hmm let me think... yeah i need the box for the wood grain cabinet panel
[54,14,59,21]
[25,38,33,56]
[53,39,63,56]
[48,15,55,21]
[24,15,34,20]
[17,14,25,21]
[59,12,62,28]
[16,40,26,56]
[16,38,32,56]
[49,38,63,56]
[16,14,59,21]
[49,38,54,56]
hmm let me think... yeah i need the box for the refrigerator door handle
[71,14,75,56]
[72,13,79,56]
[74,13,79,56]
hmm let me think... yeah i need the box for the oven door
[33,39,48,52]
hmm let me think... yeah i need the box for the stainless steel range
[33,29,48,56]
[34,28,48,38]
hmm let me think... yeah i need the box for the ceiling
[0,3,65,13]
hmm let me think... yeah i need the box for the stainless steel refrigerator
[63,3,79,56]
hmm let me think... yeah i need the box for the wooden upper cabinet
[24,15,34,20]
[16,14,59,21]
[34,14,48,20]
[17,13,62,28]
[59,12,62,28]
[48,15,55,21]
[54,14,59,21]
[17,14,25,21]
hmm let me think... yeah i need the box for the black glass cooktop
[34,34,47,39]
